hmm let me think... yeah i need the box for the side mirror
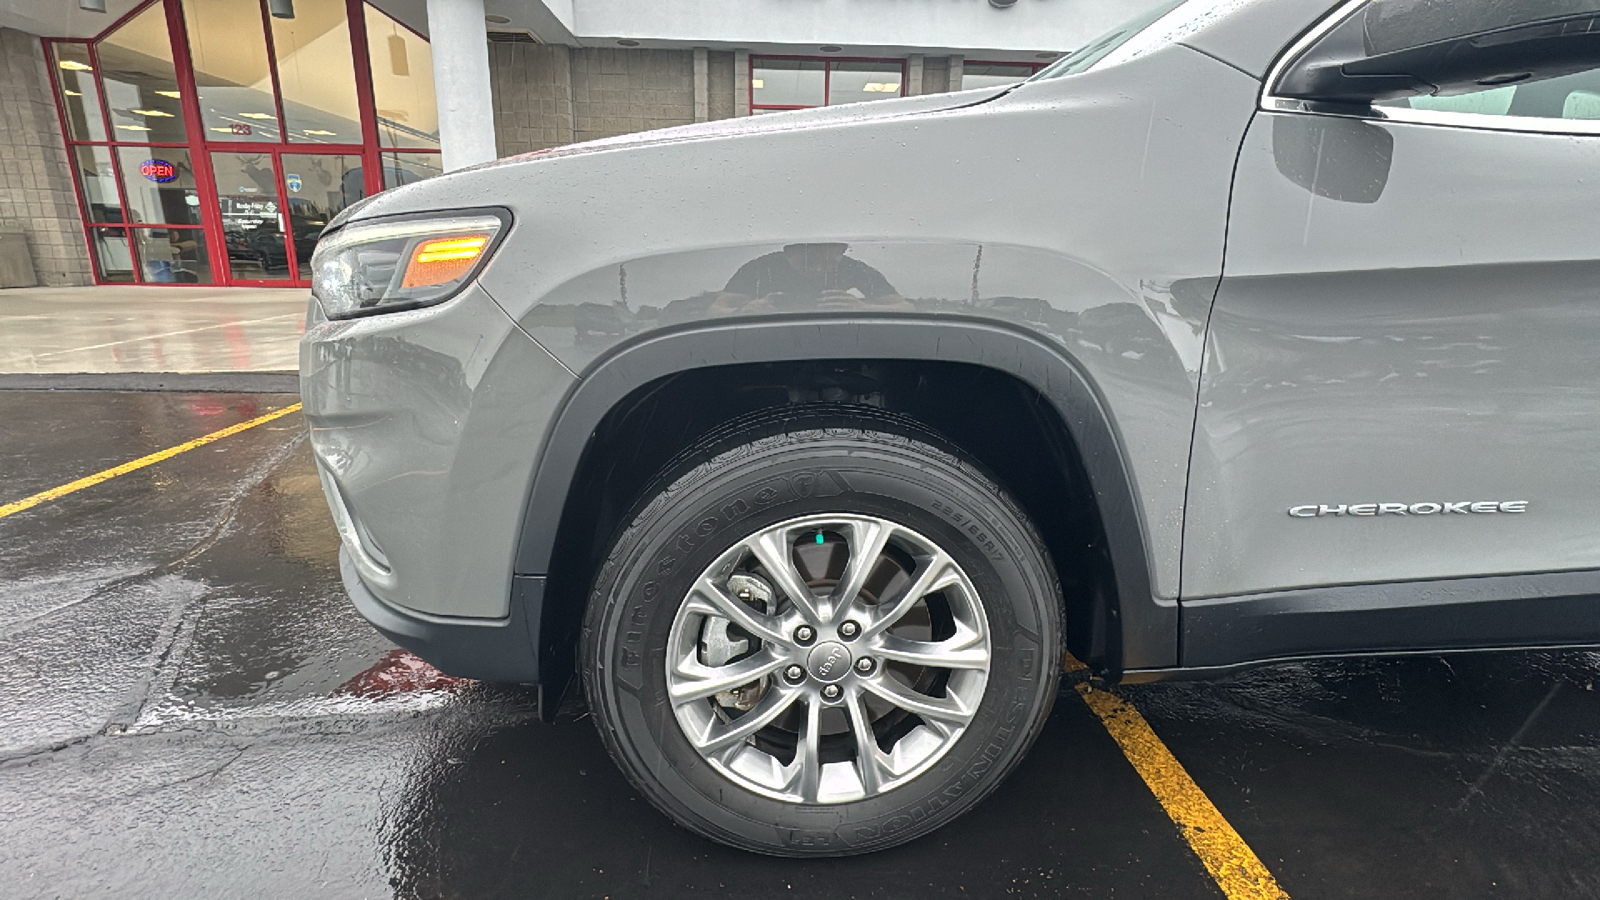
[1277,0,1600,105]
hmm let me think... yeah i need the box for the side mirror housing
[1277,0,1600,105]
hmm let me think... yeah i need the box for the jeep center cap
[806,642,852,683]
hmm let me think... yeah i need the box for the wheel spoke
[859,550,960,639]
[860,674,975,725]
[747,528,826,623]
[872,630,988,670]
[845,688,890,794]
[668,649,787,703]
[695,687,802,756]
[790,697,823,803]
[685,579,789,647]
[831,518,893,609]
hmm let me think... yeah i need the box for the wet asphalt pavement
[3,389,1600,899]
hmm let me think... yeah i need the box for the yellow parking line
[1068,658,1289,900]
[0,402,302,521]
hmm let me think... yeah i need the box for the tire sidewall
[587,428,1059,855]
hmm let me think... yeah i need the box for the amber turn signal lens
[400,234,492,289]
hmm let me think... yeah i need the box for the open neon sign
[140,159,177,183]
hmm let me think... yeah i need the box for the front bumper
[340,547,546,684]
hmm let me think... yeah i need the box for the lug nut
[838,621,860,640]
[784,665,805,683]
[855,656,875,674]
[821,684,842,701]
[794,625,816,645]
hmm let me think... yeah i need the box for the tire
[581,407,1064,856]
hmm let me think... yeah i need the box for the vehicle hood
[336,85,1013,227]
[510,84,1013,162]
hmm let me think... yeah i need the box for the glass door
[210,151,291,282]
[279,153,366,281]
[210,150,367,285]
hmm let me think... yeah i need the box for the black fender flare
[514,314,1176,672]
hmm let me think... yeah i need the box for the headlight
[309,209,509,319]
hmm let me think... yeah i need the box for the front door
[210,150,367,285]
[1186,9,1600,607]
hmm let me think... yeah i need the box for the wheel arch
[516,315,1174,691]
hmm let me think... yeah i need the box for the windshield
[1031,0,1240,80]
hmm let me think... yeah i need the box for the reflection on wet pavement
[2,391,1600,899]
[0,286,305,374]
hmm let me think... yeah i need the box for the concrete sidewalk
[0,286,307,374]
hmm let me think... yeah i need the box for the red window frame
[43,0,439,287]
[749,55,908,113]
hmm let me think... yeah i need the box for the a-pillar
[426,0,497,171]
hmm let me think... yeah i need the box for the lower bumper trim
[340,547,543,684]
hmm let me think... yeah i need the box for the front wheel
[581,412,1064,856]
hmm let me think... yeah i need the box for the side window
[1381,70,1600,121]
[1273,0,1600,126]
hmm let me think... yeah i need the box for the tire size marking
[928,499,1005,561]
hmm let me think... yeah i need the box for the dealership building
[0,0,1138,288]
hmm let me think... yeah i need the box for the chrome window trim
[1259,0,1600,137]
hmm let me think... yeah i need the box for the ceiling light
[58,60,93,71]
[156,90,181,98]
[616,39,640,47]
[130,109,174,117]
[268,0,295,19]
[861,82,901,92]
[484,14,510,24]
[238,112,277,120]
[751,79,764,89]
[210,127,235,132]
[819,45,842,53]
[78,0,106,12]
[304,129,336,135]
[64,89,82,96]
[116,124,151,131]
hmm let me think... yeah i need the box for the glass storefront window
[184,0,281,142]
[280,153,366,277]
[751,58,904,110]
[272,1,362,143]
[90,228,137,282]
[380,151,442,189]
[51,0,445,287]
[73,146,124,223]
[210,151,293,281]
[132,227,213,283]
[752,59,824,108]
[366,5,439,149]
[51,43,107,142]
[117,147,202,225]
[826,61,903,106]
[97,1,189,143]
[962,63,1040,91]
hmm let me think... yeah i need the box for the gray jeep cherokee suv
[300,0,1600,855]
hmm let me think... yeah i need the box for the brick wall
[0,28,92,287]
[570,49,695,143]
[490,41,574,156]
[923,57,950,95]
[708,51,735,121]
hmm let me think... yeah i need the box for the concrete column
[905,53,924,97]
[427,0,498,171]
[734,50,750,116]
[949,54,964,92]
[693,48,709,123]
